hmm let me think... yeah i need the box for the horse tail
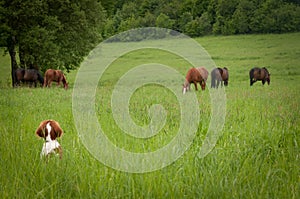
[13,68,18,87]
[43,71,47,87]
[249,68,254,86]
[62,74,68,89]
[37,71,44,85]
[211,71,215,88]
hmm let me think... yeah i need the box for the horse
[211,67,229,88]
[249,67,270,86]
[182,67,209,94]
[44,69,68,89]
[14,68,44,87]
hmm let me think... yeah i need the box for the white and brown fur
[35,120,63,159]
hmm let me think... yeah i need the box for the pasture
[0,33,299,198]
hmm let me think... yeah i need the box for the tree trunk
[8,36,18,87]
[19,45,26,68]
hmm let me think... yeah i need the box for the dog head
[35,120,63,141]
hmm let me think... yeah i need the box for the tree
[213,0,238,35]
[156,13,175,29]
[178,12,193,33]
[231,0,256,34]
[184,12,212,37]
[101,0,300,37]
[0,0,106,86]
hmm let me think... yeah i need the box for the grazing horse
[211,67,229,88]
[249,67,270,86]
[182,67,209,94]
[14,68,44,87]
[44,69,68,89]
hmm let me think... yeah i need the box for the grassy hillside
[0,33,299,198]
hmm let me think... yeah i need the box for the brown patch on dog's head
[35,120,63,140]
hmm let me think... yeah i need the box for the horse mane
[61,74,67,83]
[183,78,189,87]
[37,71,44,84]
[262,67,270,75]
[217,67,223,76]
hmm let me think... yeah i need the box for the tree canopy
[103,0,300,37]
[0,0,105,73]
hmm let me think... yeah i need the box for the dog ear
[35,120,50,138]
[50,120,63,138]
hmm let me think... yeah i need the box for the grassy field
[0,33,299,198]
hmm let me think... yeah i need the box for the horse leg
[193,82,198,91]
[201,81,206,90]
[15,80,20,87]
[211,78,215,88]
[262,80,265,85]
[43,78,47,87]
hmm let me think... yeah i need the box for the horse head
[63,82,68,90]
[61,74,68,90]
[182,79,190,94]
[200,80,206,90]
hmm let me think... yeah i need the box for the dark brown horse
[44,69,68,89]
[14,68,44,87]
[211,67,229,88]
[182,67,209,94]
[249,67,270,86]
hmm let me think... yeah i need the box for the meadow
[0,33,299,198]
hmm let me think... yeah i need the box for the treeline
[0,0,299,81]
[101,0,300,37]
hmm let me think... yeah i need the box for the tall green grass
[0,33,299,198]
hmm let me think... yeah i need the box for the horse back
[186,68,200,82]
[222,67,229,80]
[196,67,208,80]
[45,69,60,81]
[250,67,259,78]
[24,69,38,81]
[211,68,221,80]
[15,68,25,81]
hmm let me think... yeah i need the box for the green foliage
[0,0,106,71]
[231,0,256,34]
[250,0,300,33]
[155,13,175,29]
[185,12,212,37]
[103,0,300,38]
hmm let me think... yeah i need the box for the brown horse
[211,67,229,88]
[44,69,68,89]
[14,68,44,87]
[182,67,209,94]
[249,67,270,86]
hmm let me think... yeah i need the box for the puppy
[35,120,63,159]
